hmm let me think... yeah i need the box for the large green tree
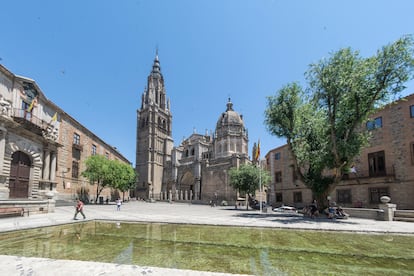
[265,36,414,207]
[111,160,137,201]
[229,164,271,210]
[81,155,137,203]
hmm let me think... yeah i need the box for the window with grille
[72,161,79,179]
[276,193,283,202]
[293,192,302,203]
[337,189,352,204]
[368,151,386,177]
[275,171,282,183]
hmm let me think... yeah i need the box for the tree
[265,36,414,208]
[81,155,110,203]
[112,160,137,201]
[229,164,271,210]
[81,155,137,203]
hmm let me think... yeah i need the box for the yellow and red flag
[26,98,36,112]
[255,140,260,161]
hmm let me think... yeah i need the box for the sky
[1,0,413,165]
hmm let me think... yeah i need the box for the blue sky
[1,0,413,165]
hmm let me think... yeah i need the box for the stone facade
[0,65,60,202]
[0,64,131,211]
[265,94,414,210]
[135,55,250,204]
[56,113,131,202]
[134,54,173,200]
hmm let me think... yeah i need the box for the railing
[11,108,51,132]
[342,165,395,181]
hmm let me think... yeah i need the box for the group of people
[302,200,349,219]
[303,200,319,218]
[73,198,123,220]
[326,205,349,219]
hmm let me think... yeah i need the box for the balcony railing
[12,108,51,135]
[342,165,395,181]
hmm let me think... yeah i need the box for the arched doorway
[179,171,195,200]
[9,151,31,198]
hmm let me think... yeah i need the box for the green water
[0,221,413,275]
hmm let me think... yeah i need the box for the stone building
[134,54,173,200]
[265,94,414,210]
[0,64,130,212]
[135,54,250,204]
[56,111,131,203]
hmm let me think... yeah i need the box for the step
[394,217,414,222]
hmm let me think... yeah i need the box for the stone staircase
[394,210,414,222]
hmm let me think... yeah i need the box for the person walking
[74,199,86,220]
[116,198,122,211]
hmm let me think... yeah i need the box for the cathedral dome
[216,99,244,128]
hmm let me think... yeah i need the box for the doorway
[9,151,31,198]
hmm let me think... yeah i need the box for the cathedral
[135,54,250,204]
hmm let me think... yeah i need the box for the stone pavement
[0,200,413,275]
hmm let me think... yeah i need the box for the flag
[26,98,35,112]
[49,112,58,125]
[51,112,57,122]
[255,140,260,161]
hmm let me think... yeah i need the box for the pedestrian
[116,198,122,211]
[74,199,86,220]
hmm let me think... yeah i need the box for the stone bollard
[379,196,396,221]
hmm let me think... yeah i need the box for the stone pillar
[0,127,7,174]
[50,151,57,181]
[43,150,50,180]
[379,203,397,221]
[194,178,201,200]
[0,127,8,199]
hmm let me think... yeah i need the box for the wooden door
[9,151,31,198]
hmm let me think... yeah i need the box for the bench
[0,207,24,218]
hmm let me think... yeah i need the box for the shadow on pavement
[231,211,360,225]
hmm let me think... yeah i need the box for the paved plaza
[0,201,413,275]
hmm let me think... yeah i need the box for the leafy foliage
[229,164,271,209]
[265,36,414,206]
[81,155,137,203]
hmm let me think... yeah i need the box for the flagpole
[259,159,262,213]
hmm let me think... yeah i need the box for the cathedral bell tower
[135,53,173,200]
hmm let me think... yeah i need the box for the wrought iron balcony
[12,108,50,135]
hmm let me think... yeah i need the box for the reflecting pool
[0,221,413,275]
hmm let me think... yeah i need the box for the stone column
[50,151,57,181]
[0,127,6,174]
[43,150,50,181]
[0,127,8,199]
[379,203,397,221]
